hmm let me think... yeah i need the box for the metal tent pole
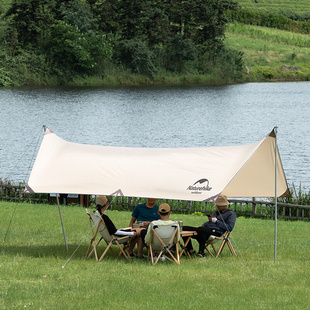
[56,193,68,252]
[274,126,278,263]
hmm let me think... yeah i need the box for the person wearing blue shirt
[129,198,160,227]
[128,198,160,258]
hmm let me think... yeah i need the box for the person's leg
[196,226,213,254]
[137,229,147,257]
[128,237,138,255]
[128,227,146,255]
[182,226,199,253]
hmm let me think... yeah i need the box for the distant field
[225,23,310,80]
[237,0,310,18]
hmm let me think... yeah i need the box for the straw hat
[215,195,229,207]
[96,195,108,206]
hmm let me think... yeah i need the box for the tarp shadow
[0,244,90,260]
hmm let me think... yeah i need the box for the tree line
[0,0,244,86]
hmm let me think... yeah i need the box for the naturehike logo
[186,178,212,194]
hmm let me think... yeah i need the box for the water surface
[0,82,309,190]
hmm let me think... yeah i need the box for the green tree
[4,0,56,48]
[165,34,198,72]
[167,0,238,49]
[47,20,112,74]
[88,0,120,34]
[60,0,98,35]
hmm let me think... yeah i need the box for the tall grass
[225,23,310,81]
[1,202,309,309]
[237,0,310,18]
[280,183,310,205]
[227,23,310,47]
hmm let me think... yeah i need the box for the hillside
[0,0,309,85]
[237,0,310,19]
[225,23,310,81]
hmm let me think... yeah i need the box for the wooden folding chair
[147,224,180,265]
[85,209,133,261]
[205,231,236,258]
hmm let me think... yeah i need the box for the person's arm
[129,205,139,227]
[224,212,236,231]
[214,211,236,232]
[129,217,136,227]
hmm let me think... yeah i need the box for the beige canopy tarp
[25,127,289,201]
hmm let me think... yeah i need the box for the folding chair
[205,231,236,258]
[86,209,133,261]
[147,223,180,265]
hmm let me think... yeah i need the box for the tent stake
[274,126,278,263]
[56,193,68,252]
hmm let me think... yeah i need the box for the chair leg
[215,239,236,257]
[87,237,102,261]
[98,242,114,261]
[205,243,215,257]
[115,240,129,259]
[103,240,116,256]
[215,239,226,257]
[150,245,155,264]
[227,240,236,256]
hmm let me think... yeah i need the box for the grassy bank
[225,23,310,81]
[237,0,310,19]
[1,202,309,309]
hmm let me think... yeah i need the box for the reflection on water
[0,82,309,190]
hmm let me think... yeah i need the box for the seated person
[140,203,180,250]
[182,195,236,258]
[129,198,161,227]
[96,195,144,237]
[128,198,160,256]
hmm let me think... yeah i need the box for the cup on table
[178,221,183,231]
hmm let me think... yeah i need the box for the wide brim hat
[96,195,108,206]
[215,195,229,206]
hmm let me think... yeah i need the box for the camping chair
[147,223,180,265]
[85,209,133,261]
[205,231,236,258]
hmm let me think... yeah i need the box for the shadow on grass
[0,244,137,263]
[0,244,92,260]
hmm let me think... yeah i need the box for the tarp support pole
[274,127,278,263]
[56,193,68,252]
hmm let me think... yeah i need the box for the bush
[0,67,12,86]
[164,34,198,73]
[47,21,113,75]
[199,48,244,80]
[116,39,157,78]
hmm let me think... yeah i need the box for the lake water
[0,82,309,191]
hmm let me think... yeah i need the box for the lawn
[1,201,309,309]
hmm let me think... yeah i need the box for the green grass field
[225,23,310,80]
[237,0,310,18]
[1,202,309,309]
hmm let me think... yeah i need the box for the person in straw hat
[96,195,145,237]
[182,194,236,258]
